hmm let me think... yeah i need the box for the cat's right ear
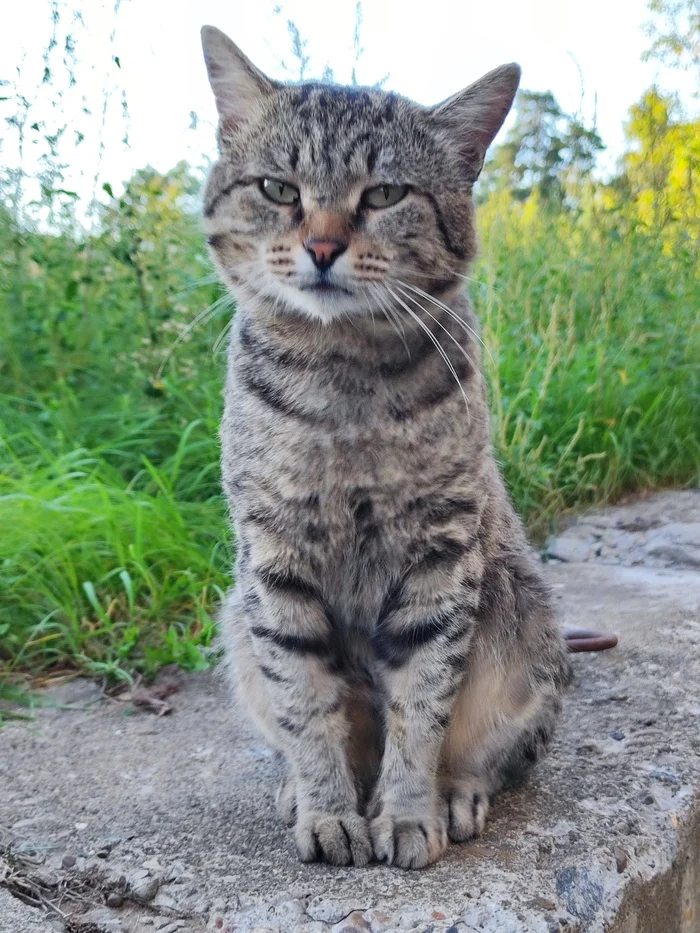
[201,26,277,133]
[430,63,521,183]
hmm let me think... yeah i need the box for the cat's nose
[304,238,347,272]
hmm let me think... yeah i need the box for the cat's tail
[564,628,618,652]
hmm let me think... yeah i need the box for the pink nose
[304,238,347,272]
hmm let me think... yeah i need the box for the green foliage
[476,190,699,534]
[608,88,700,250]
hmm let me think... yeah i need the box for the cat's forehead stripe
[270,87,413,185]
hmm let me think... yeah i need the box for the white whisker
[395,264,498,292]
[156,291,234,379]
[369,284,411,359]
[393,285,477,386]
[383,285,470,418]
[396,279,494,364]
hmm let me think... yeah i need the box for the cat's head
[201,26,519,323]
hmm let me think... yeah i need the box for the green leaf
[82,581,111,625]
[102,182,114,198]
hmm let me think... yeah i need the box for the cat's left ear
[201,26,279,133]
[430,64,521,182]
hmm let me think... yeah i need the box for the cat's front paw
[444,776,491,842]
[295,811,371,867]
[370,812,448,869]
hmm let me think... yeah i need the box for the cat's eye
[361,184,409,209]
[259,178,300,205]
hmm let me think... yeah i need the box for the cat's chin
[264,282,370,324]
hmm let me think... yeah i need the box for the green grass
[1,187,698,688]
[477,192,700,533]
[0,385,228,683]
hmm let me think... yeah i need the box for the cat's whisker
[395,264,498,292]
[156,291,235,379]
[392,285,478,394]
[212,318,234,355]
[395,279,494,364]
[383,284,470,418]
[369,283,412,359]
[172,272,224,299]
[451,270,499,291]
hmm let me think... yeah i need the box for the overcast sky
[1,0,697,205]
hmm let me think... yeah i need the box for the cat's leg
[441,660,565,840]
[369,539,484,869]
[441,560,571,842]
[221,579,372,867]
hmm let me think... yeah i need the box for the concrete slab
[1,491,699,933]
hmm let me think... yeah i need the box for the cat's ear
[430,64,521,182]
[201,26,278,132]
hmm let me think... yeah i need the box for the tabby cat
[201,25,572,870]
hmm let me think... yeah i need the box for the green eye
[260,178,300,205]
[361,184,409,209]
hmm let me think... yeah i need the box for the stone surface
[1,490,699,933]
[545,489,700,569]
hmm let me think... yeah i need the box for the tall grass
[477,192,699,533]
[1,187,698,685]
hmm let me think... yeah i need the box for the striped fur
[201,26,571,869]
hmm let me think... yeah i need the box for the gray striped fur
[201,26,571,869]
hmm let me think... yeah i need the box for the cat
[200,25,572,870]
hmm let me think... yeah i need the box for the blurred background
[1,0,698,704]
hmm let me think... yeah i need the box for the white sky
[1,0,697,207]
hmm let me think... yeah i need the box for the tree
[478,90,604,205]
[643,0,700,88]
[608,87,700,248]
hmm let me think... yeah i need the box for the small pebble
[153,891,178,911]
[62,854,77,869]
[533,897,557,911]
[614,845,628,873]
[131,877,160,901]
[106,892,123,908]
[336,911,370,931]
[364,907,392,932]
[468,844,496,858]
[610,731,625,741]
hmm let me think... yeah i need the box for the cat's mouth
[299,281,354,296]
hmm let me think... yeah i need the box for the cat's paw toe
[275,775,297,826]
[370,814,447,869]
[445,779,490,842]
[295,812,371,867]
